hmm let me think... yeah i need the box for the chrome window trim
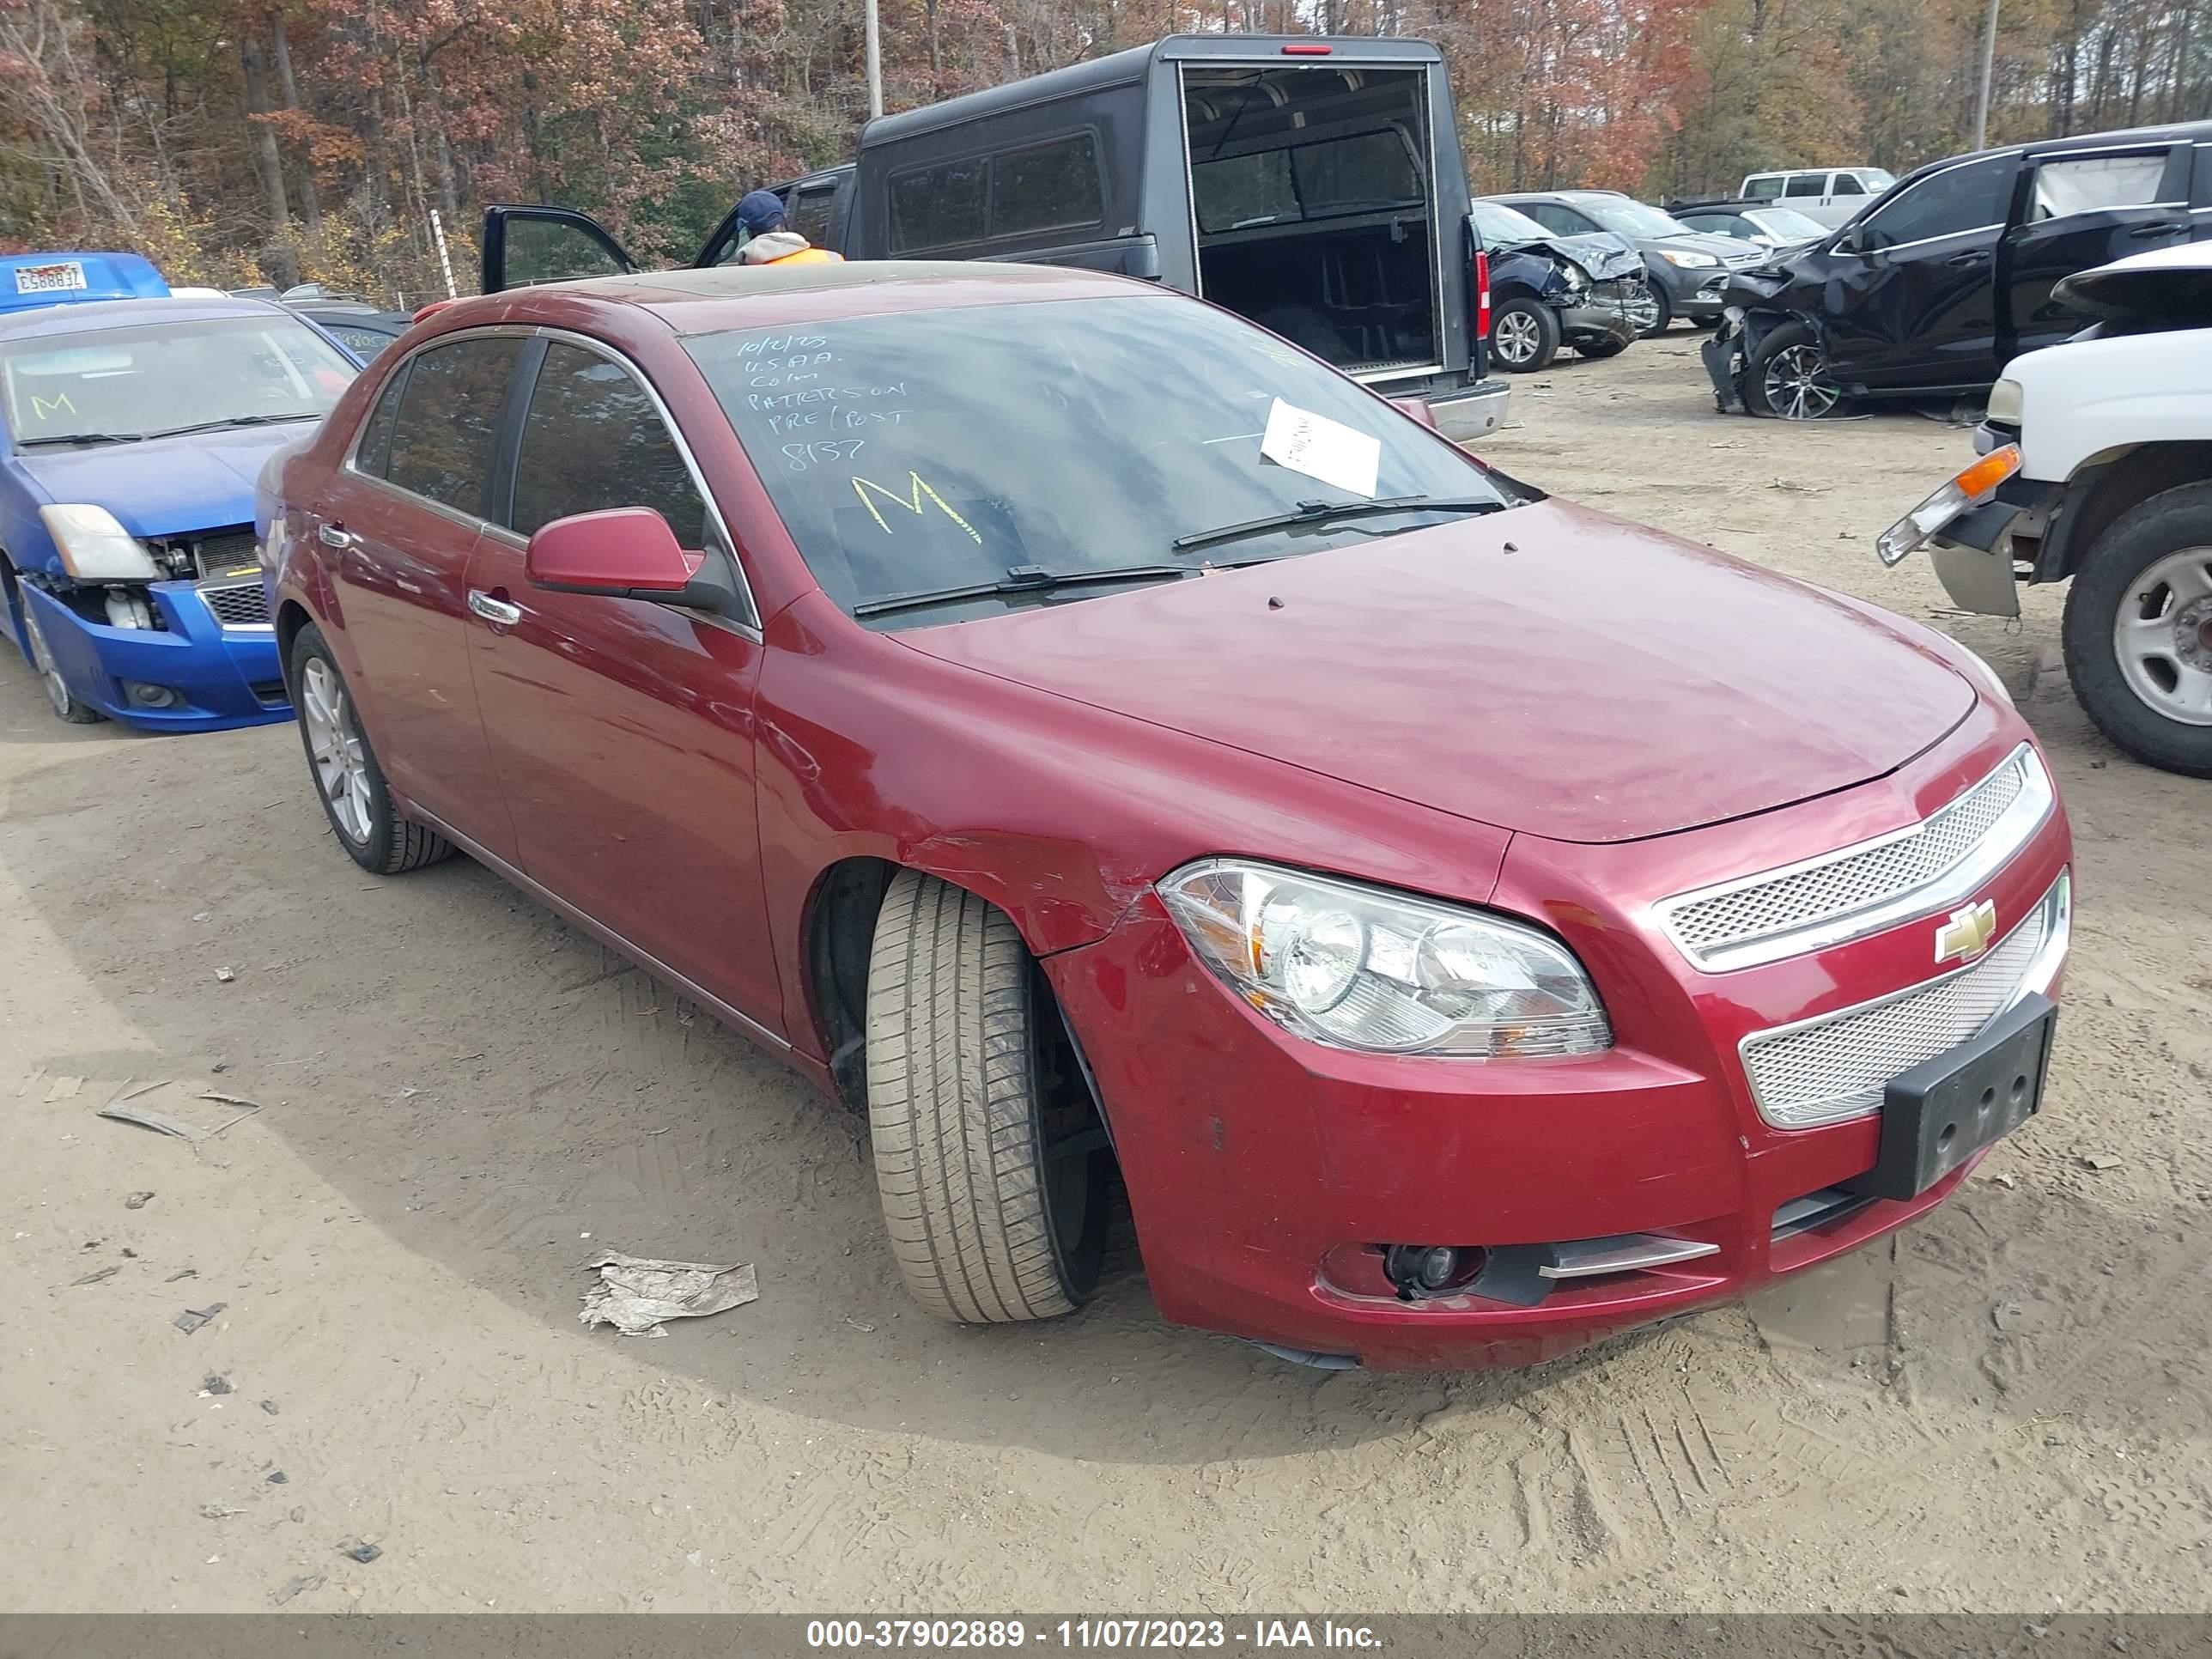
[1736,869,2069,1130]
[338,321,761,631]
[1653,743,2052,973]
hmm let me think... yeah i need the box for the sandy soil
[2,335,2208,1615]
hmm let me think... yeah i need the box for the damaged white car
[1880,240,2212,778]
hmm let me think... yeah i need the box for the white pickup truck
[1880,240,2212,777]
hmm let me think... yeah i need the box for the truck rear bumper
[1425,377,1510,442]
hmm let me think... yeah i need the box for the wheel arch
[2039,441,2212,584]
[275,598,315,673]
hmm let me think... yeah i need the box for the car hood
[1546,232,1644,283]
[897,500,1976,844]
[9,422,312,538]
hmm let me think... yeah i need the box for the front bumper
[1559,298,1639,347]
[19,580,289,732]
[1046,708,2070,1370]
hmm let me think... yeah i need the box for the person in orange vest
[734,191,844,266]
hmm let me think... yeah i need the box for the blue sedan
[0,293,359,730]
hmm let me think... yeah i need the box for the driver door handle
[1946,249,1990,267]
[318,523,358,550]
[2129,221,2186,239]
[466,589,524,626]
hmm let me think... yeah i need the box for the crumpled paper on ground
[579,1250,757,1337]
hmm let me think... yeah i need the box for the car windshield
[684,295,1513,626]
[0,313,355,445]
[1745,206,1828,241]
[1473,201,1553,244]
[1581,197,1692,238]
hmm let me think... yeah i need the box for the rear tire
[1490,298,1560,373]
[2061,483,2212,777]
[864,870,1107,1324]
[287,623,455,873]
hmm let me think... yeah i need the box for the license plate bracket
[1846,993,2057,1200]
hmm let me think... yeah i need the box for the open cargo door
[1182,63,1442,379]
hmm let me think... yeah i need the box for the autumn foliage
[2,0,2206,302]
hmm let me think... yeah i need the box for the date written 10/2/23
[805,1621,1384,1650]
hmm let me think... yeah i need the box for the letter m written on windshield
[850,472,983,545]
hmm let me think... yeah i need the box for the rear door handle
[1946,250,1990,268]
[318,523,358,550]
[466,588,524,626]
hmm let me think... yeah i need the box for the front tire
[1745,320,1843,420]
[1490,298,1561,374]
[1637,282,1674,337]
[18,595,102,724]
[864,871,1108,1324]
[287,623,455,872]
[2062,483,2212,777]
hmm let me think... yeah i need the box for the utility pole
[866,0,884,119]
[1972,0,2001,149]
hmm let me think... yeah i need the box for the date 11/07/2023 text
[804,1620,1383,1650]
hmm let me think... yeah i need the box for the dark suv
[1706,119,2212,418]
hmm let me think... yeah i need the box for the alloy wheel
[1494,309,1541,368]
[21,603,75,720]
[2112,547,2212,727]
[1762,343,1841,420]
[301,657,374,842]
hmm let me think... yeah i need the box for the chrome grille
[1740,872,2069,1129]
[1658,745,2051,971]
[198,580,270,628]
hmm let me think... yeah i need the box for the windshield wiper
[15,431,145,448]
[141,412,323,440]
[1170,495,1505,555]
[854,562,1199,620]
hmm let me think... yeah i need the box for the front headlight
[1658,249,1720,269]
[38,503,161,582]
[1986,377,2025,425]
[1157,859,1612,1059]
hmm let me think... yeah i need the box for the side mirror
[1390,396,1438,430]
[526,507,729,610]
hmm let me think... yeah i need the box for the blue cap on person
[737,191,787,235]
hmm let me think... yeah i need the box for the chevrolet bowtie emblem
[1935,900,1997,964]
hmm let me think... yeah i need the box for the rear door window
[786,185,842,247]
[1852,155,2014,250]
[382,337,520,516]
[991,135,1104,237]
[508,342,713,546]
[2030,152,2172,219]
[1784,173,1826,198]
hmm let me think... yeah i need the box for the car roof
[459,260,1163,337]
[858,33,1445,149]
[0,292,292,342]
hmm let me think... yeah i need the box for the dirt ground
[3,333,2209,1616]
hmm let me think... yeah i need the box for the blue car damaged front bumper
[14,578,289,732]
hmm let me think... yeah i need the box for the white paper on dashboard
[1259,398,1381,499]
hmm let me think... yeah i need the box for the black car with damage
[1705,118,2212,418]
[1469,198,1648,374]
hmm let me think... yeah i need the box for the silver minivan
[1738,167,1897,228]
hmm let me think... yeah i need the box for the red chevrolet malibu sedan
[258,263,2071,1370]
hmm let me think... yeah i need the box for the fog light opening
[121,680,181,709]
[1381,1243,1483,1302]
